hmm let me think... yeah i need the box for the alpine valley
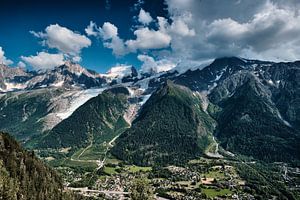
[0,57,299,199]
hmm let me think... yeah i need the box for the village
[63,156,256,199]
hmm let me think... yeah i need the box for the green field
[103,166,119,175]
[48,158,98,172]
[126,165,152,173]
[202,188,233,198]
[204,170,225,179]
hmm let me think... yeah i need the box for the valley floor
[37,141,300,200]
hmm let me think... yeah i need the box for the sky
[1,0,300,73]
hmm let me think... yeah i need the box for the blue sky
[1,0,300,74]
[0,0,167,72]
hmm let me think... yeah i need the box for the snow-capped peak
[105,65,135,78]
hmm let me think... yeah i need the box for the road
[205,136,224,158]
[70,130,124,170]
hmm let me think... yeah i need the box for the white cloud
[126,27,171,51]
[138,9,153,25]
[85,21,127,56]
[169,15,195,37]
[101,22,119,39]
[21,52,65,70]
[103,36,127,56]
[85,21,99,36]
[165,0,300,62]
[138,54,176,74]
[85,10,194,57]
[0,47,13,65]
[31,24,91,57]
[100,22,127,56]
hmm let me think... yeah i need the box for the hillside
[213,75,300,163]
[39,87,130,148]
[111,81,216,166]
[173,57,300,164]
[0,88,65,142]
[0,132,89,200]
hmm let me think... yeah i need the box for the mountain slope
[111,81,216,166]
[39,87,130,148]
[172,57,300,164]
[0,132,87,200]
[214,75,300,163]
[0,64,32,92]
[0,89,64,142]
[0,87,106,147]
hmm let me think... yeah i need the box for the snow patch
[1,81,27,92]
[267,79,274,85]
[102,65,133,80]
[51,81,64,87]
[139,94,151,105]
[277,112,292,127]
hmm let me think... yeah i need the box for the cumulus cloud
[138,54,176,74]
[21,52,65,70]
[31,24,91,59]
[138,9,153,25]
[85,21,99,36]
[101,22,127,56]
[165,0,300,61]
[126,27,171,52]
[85,21,127,56]
[101,22,119,39]
[0,47,13,65]
[86,15,194,57]
[86,0,300,65]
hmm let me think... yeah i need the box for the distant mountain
[0,88,65,143]
[26,61,106,89]
[102,65,138,84]
[0,62,141,92]
[0,132,86,200]
[111,81,216,166]
[0,64,32,92]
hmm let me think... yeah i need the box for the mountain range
[0,56,299,166]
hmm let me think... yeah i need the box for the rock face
[25,61,106,89]
[0,64,32,92]
[0,62,107,92]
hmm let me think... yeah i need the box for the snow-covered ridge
[101,65,136,82]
